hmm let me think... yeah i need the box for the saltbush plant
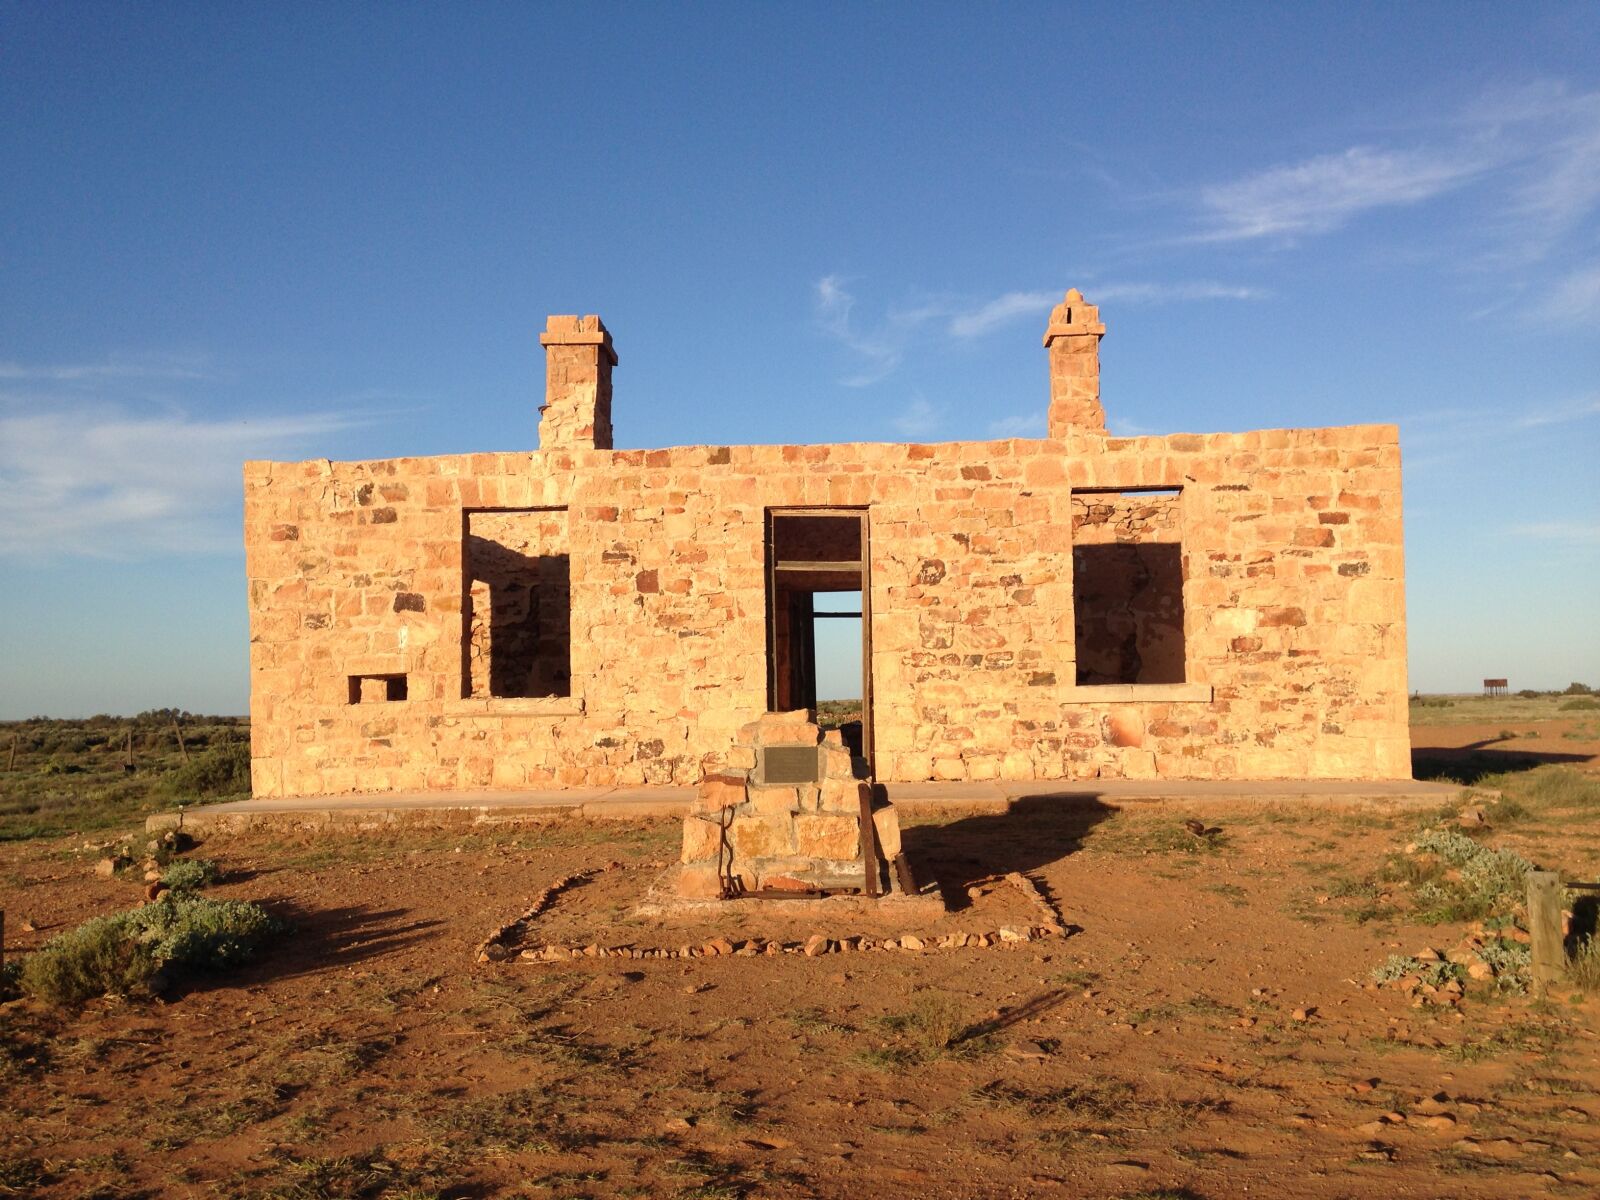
[160,858,219,892]
[20,892,284,1004]
[1407,827,1533,924]
[159,740,250,799]
[1371,955,1464,988]
[1475,936,1531,989]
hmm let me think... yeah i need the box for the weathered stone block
[747,784,800,816]
[871,803,902,860]
[822,744,856,779]
[695,774,746,812]
[673,862,724,899]
[794,813,858,860]
[681,814,725,863]
[1105,710,1144,748]
[818,778,868,813]
[730,814,792,860]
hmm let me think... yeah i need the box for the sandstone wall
[244,423,1409,796]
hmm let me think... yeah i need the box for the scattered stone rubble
[1367,924,1534,1005]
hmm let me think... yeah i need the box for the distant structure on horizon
[1484,679,1509,697]
[243,290,1411,799]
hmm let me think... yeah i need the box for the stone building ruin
[244,291,1410,798]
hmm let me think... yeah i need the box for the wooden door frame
[763,507,874,776]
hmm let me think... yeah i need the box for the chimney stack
[538,315,616,451]
[1043,289,1106,438]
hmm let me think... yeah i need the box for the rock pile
[672,712,902,900]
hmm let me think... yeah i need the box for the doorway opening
[765,509,873,773]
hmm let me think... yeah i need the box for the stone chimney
[1043,289,1106,438]
[538,315,616,451]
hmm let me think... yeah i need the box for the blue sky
[1,2,1597,717]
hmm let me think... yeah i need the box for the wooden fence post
[172,717,189,764]
[1527,869,1566,986]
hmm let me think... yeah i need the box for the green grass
[1084,815,1228,856]
[20,891,285,1004]
[1445,1017,1570,1062]
[1570,935,1600,993]
[855,991,991,1069]
[0,712,249,840]
[1409,692,1593,725]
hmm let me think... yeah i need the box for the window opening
[464,508,571,698]
[349,673,407,704]
[1071,489,1186,685]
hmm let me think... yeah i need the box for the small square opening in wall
[348,673,408,704]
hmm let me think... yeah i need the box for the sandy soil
[5,778,1600,1200]
[1410,719,1600,780]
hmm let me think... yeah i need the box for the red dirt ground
[6,772,1600,1200]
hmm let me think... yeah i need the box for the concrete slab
[146,776,1462,834]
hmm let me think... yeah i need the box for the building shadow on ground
[899,794,1117,914]
[1412,746,1592,786]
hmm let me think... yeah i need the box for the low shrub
[20,893,284,1005]
[160,740,250,799]
[1408,827,1533,924]
[1371,955,1464,988]
[1559,698,1600,712]
[1476,936,1531,990]
[160,858,219,892]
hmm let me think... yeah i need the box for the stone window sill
[1059,683,1213,703]
[442,697,586,718]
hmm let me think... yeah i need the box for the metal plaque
[760,745,820,785]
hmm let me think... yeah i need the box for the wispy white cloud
[891,395,945,438]
[948,283,1263,339]
[0,373,366,558]
[1479,83,1600,259]
[816,274,1268,383]
[1532,262,1600,328]
[1189,81,1600,274]
[0,355,212,383]
[1093,282,1268,304]
[1400,392,1600,474]
[1514,394,1600,428]
[1197,146,1487,242]
[1508,520,1600,545]
[814,275,936,387]
[949,291,1058,338]
[987,412,1046,438]
[1107,416,1161,437]
[1407,393,1600,434]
